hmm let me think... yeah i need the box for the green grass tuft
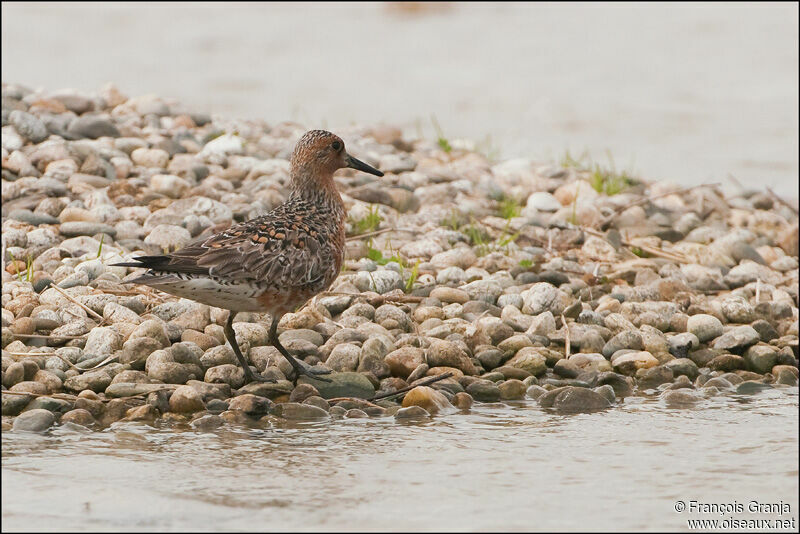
[431,115,452,153]
[497,194,522,220]
[404,260,420,294]
[349,205,382,235]
[560,149,591,170]
[589,166,633,196]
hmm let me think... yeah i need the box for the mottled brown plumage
[115,130,383,382]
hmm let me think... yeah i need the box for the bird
[113,130,384,384]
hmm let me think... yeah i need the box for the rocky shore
[2,83,798,433]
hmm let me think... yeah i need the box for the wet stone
[498,379,527,400]
[465,380,501,402]
[60,408,95,427]
[299,372,375,400]
[394,406,430,419]
[735,381,774,395]
[707,354,746,372]
[12,409,56,432]
[662,389,700,407]
[272,402,328,420]
[227,394,273,415]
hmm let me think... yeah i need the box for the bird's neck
[290,171,345,216]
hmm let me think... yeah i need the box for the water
[1,3,798,530]
[1,3,798,197]
[3,390,798,531]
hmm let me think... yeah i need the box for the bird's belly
[148,275,334,314]
[148,277,269,312]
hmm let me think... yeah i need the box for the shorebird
[114,130,383,383]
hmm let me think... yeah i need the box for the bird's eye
[331,141,342,151]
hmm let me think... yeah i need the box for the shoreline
[1,83,798,432]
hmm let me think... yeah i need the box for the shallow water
[1,3,798,197]
[3,389,798,531]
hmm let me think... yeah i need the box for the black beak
[346,154,383,177]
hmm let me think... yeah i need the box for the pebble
[402,386,453,414]
[12,409,56,432]
[272,402,329,420]
[712,326,760,351]
[168,385,206,413]
[0,85,795,432]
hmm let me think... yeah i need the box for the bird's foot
[243,370,277,384]
[290,364,333,383]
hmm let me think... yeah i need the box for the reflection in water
[2,390,798,531]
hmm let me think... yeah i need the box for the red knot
[114,130,383,383]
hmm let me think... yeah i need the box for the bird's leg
[225,311,275,383]
[269,316,332,383]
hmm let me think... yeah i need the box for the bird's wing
[118,207,336,290]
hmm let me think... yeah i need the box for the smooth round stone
[602,331,644,358]
[272,402,328,420]
[228,394,273,415]
[452,391,473,409]
[661,389,700,407]
[774,366,799,386]
[707,354,746,372]
[526,191,562,212]
[743,344,780,374]
[735,381,774,395]
[612,351,658,375]
[636,365,674,389]
[553,359,581,378]
[169,385,206,413]
[9,110,48,142]
[498,379,527,400]
[401,386,453,414]
[712,326,760,350]
[596,372,634,397]
[2,393,32,416]
[8,209,59,225]
[720,297,755,324]
[12,409,55,432]
[551,387,611,413]
[664,358,699,380]
[686,314,724,343]
[593,384,616,404]
[394,406,431,419]
[67,115,120,139]
[60,408,95,427]
[429,287,470,304]
[465,380,501,402]
[190,414,225,430]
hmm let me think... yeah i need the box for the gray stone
[299,372,375,400]
[736,381,774,395]
[602,330,643,358]
[272,402,328,420]
[12,408,55,432]
[743,344,780,374]
[394,406,431,419]
[67,115,120,139]
[664,358,700,380]
[59,222,117,238]
[712,326,760,351]
[64,370,111,393]
[9,110,48,143]
[552,387,611,413]
[465,380,501,402]
[687,314,724,342]
[662,389,700,407]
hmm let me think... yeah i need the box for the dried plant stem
[369,371,454,402]
[47,283,104,322]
